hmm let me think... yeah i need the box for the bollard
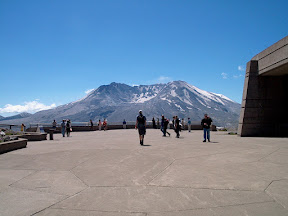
[49,129,54,140]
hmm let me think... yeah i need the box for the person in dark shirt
[123,119,127,129]
[66,119,72,137]
[174,116,180,138]
[201,114,213,142]
[163,117,170,137]
[135,110,146,145]
[90,119,94,131]
[152,117,156,129]
[161,115,165,136]
[52,120,57,129]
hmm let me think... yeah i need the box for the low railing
[0,124,25,132]
[25,121,216,133]
[2,121,218,133]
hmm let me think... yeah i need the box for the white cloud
[144,76,173,85]
[238,65,245,71]
[85,89,95,94]
[157,76,172,83]
[233,74,244,79]
[0,101,56,114]
[221,73,228,79]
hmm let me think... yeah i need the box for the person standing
[52,120,57,129]
[89,119,94,131]
[156,118,160,129]
[135,110,146,145]
[66,119,72,137]
[187,118,191,132]
[21,123,26,133]
[201,114,213,142]
[98,120,102,131]
[152,117,156,129]
[61,120,66,137]
[181,118,185,131]
[123,119,127,129]
[103,119,107,131]
[174,116,180,138]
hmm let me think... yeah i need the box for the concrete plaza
[0,129,288,216]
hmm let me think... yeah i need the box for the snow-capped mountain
[0,81,241,128]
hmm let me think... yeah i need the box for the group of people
[152,117,192,133]
[56,119,72,137]
[135,111,213,145]
[52,111,213,143]
[89,119,108,131]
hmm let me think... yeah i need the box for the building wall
[238,36,288,137]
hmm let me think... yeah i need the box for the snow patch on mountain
[131,93,157,103]
[161,97,172,103]
[196,98,207,107]
[170,90,177,97]
[175,104,184,112]
[182,82,230,105]
[211,93,234,102]
[183,99,193,106]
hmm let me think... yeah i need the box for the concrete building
[238,36,288,137]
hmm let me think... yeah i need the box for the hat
[139,110,142,113]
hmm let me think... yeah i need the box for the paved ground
[0,129,288,216]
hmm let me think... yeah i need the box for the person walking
[98,120,102,131]
[123,119,127,129]
[163,117,170,137]
[201,114,213,142]
[90,119,94,131]
[161,115,165,136]
[135,110,146,145]
[66,119,72,137]
[174,116,180,138]
[52,120,57,129]
[187,118,191,132]
[61,120,66,137]
[152,117,156,129]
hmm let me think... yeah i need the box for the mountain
[0,81,241,128]
[0,112,32,121]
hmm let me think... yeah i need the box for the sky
[0,0,287,117]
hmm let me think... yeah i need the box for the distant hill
[0,81,241,128]
[0,112,32,121]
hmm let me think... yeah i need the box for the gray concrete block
[52,186,272,212]
[0,138,27,154]
[11,171,87,196]
[0,187,66,216]
[0,130,288,215]
[266,180,288,209]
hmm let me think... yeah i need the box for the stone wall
[0,138,27,154]
[238,36,288,137]
[42,124,216,133]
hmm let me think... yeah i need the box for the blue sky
[0,0,287,116]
